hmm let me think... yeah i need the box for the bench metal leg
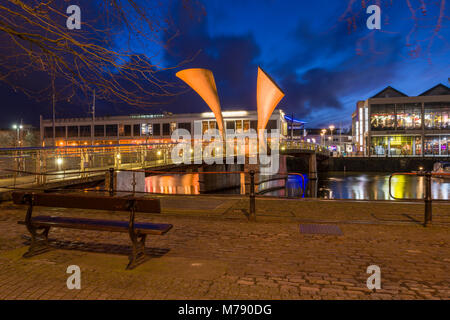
[23,197,51,258]
[24,226,51,258]
[127,233,147,270]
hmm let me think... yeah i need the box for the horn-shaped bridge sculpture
[176,68,225,136]
[256,66,285,149]
[176,67,285,148]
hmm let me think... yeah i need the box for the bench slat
[12,192,161,213]
[18,216,172,235]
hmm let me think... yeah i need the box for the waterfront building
[352,84,450,157]
[306,128,353,155]
[40,110,305,146]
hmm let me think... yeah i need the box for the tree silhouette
[0,0,196,107]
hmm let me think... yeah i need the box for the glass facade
[424,102,450,129]
[105,124,118,137]
[40,111,287,145]
[133,124,140,136]
[152,123,160,136]
[178,122,191,134]
[94,125,104,137]
[119,124,131,136]
[370,104,395,131]
[396,103,421,129]
[369,101,449,156]
[55,126,65,138]
[370,103,423,131]
[162,123,170,136]
[371,103,449,131]
[371,136,422,156]
[67,126,78,137]
[424,135,449,155]
[80,125,90,137]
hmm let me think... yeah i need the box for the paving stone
[0,198,448,300]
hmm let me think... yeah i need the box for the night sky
[1,0,449,129]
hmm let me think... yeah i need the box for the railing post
[240,172,246,195]
[424,171,432,227]
[249,170,256,221]
[132,171,136,196]
[109,167,114,196]
[35,150,41,184]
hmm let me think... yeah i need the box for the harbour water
[145,172,450,200]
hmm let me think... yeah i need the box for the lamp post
[329,125,335,150]
[320,130,326,147]
[12,124,23,147]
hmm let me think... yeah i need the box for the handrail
[0,142,178,152]
[388,171,445,227]
[388,172,423,201]
[288,173,306,197]
[1,168,309,221]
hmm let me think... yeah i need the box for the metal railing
[0,140,321,189]
[281,140,330,155]
[388,171,450,227]
[2,165,306,221]
[0,143,177,187]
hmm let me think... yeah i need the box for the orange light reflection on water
[145,173,200,195]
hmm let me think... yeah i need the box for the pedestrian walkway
[0,196,448,299]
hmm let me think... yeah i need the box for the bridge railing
[281,140,330,155]
[0,139,322,188]
[0,144,178,188]
[1,165,307,221]
[388,171,450,227]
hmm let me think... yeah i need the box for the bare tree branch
[0,0,194,108]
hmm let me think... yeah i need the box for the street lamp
[321,129,326,146]
[12,124,23,147]
[329,125,335,150]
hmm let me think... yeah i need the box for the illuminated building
[352,84,450,157]
[39,110,291,146]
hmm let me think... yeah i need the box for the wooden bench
[12,192,172,270]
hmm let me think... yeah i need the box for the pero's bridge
[0,139,328,195]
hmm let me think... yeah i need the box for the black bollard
[109,167,114,196]
[249,170,256,221]
[424,171,432,227]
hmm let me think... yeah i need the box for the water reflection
[305,172,447,200]
[144,172,450,200]
[145,173,200,195]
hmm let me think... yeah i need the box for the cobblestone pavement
[0,195,449,300]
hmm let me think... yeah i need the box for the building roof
[418,83,450,96]
[370,86,408,98]
[284,115,307,124]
